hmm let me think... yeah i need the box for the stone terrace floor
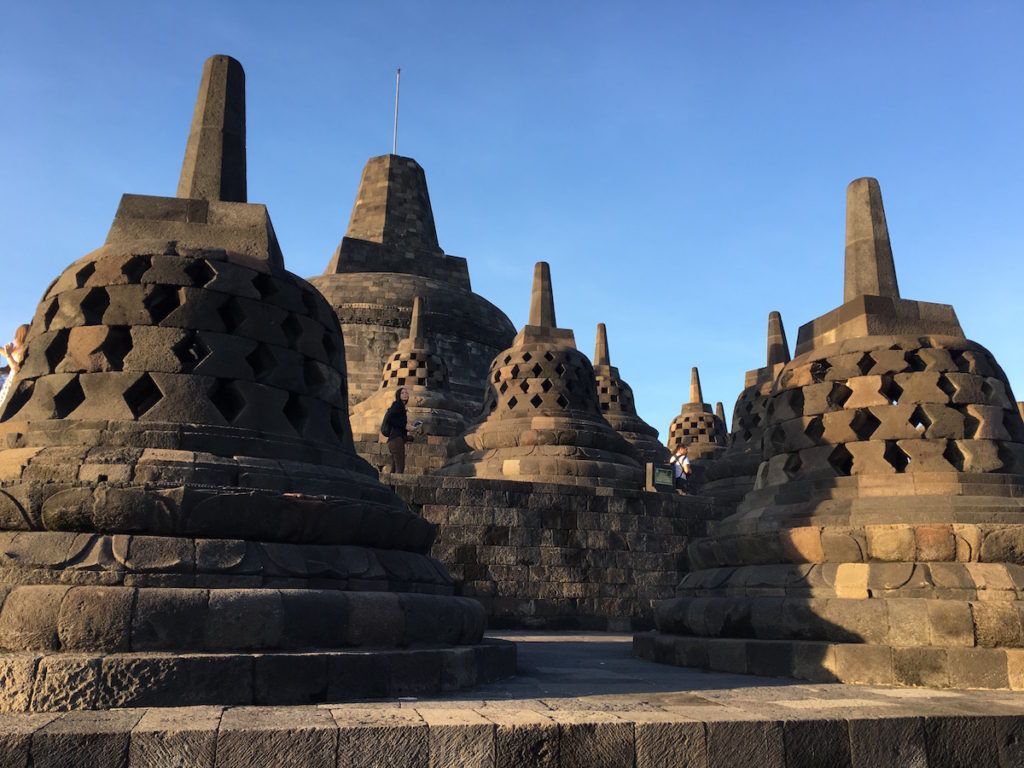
[7,631,1024,766]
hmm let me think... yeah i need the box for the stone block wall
[354,435,455,476]
[391,477,716,630]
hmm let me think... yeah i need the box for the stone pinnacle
[177,55,247,203]
[529,262,557,328]
[715,401,726,424]
[844,177,899,302]
[1018,401,1024,423]
[408,295,425,345]
[690,367,703,405]
[594,323,610,367]
[767,311,791,366]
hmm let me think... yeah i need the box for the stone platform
[7,632,1024,767]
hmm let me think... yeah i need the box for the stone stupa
[667,367,728,461]
[307,155,515,411]
[0,55,512,711]
[637,177,1024,689]
[439,262,642,488]
[592,323,668,465]
[701,311,792,506]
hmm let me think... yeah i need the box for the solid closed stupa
[0,55,511,711]
[637,178,1024,689]
[439,262,642,488]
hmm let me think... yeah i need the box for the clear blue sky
[2,1,1021,436]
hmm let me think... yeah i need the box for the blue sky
[2,1,1021,436]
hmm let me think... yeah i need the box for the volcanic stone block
[215,707,338,768]
[127,706,222,768]
[30,710,143,768]
[549,711,634,768]
[486,709,559,768]
[333,707,428,768]
[420,709,495,768]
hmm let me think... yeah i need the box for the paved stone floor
[6,632,1024,766]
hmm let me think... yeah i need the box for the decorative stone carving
[0,55,512,710]
[439,263,642,488]
[592,323,668,465]
[638,177,1024,689]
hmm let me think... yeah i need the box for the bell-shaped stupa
[667,367,728,461]
[592,323,668,465]
[307,155,514,411]
[0,55,511,711]
[638,178,1024,689]
[439,263,642,487]
[349,295,473,440]
[701,311,792,505]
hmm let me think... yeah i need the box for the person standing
[0,325,29,409]
[381,387,413,474]
[669,444,691,494]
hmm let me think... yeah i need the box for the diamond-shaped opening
[144,285,180,324]
[100,326,133,369]
[556,394,569,409]
[252,273,279,300]
[962,410,980,439]
[303,359,326,389]
[544,351,555,362]
[811,359,832,383]
[184,258,216,287]
[509,365,520,378]
[981,379,995,400]
[44,329,70,371]
[804,415,825,443]
[783,452,803,479]
[937,374,957,399]
[530,394,543,408]
[767,400,776,416]
[742,429,753,442]
[209,380,245,423]
[555,363,566,376]
[301,289,321,318]
[80,287,110,325]
[322,333,339,364]
[851,409,882,441]
[43,298,60,330]
[828,444,854,475]
[492,371,501,383]
[880,377,903,405]
[52,376,85,418]
[522,352,532,362]
[0,380,33,421]
[498,381,508,394]
[909,406,932,434]
[74,262,96,288]
[123,372,162,418]
[531,363,543,377]
[330,409,347,440]
[905,350,927,372]
[283,393,308,434]
[883,440,910,473]
[506,395,518,409]
[951,350,971,373]
[246,345,276,381]
[171,331,211,373]
[502,355,512,365]
[218,297,246,333]
[827,383,853,409]
[751,412,762,427]
[943,439,966,471]
[767,424,786,448]
[856,352,875,376]
[540,379,553,393]
[519,380,530,393]
[744,400,754,414]
[121,255,152,283]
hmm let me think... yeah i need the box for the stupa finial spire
[408,295,425,345]
[594,323,610,366]
[844,177,899,302]
[767,311,790,366]
[177,54,247,203]
[690,367,703,405]
[529,262,557,328]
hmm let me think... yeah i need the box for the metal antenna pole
[392,67,401,155]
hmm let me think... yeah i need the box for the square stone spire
[513,262,575,346]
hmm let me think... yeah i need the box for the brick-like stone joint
[702,311,792,506]
[641,177,1024,691]
[349,295,473,439]
[176,54,247,204]
[667,367,727,461]
[592,323,668,465]
[0,55,511,711]
[438,262,642,488]
[307,154,515,412]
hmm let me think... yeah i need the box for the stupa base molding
[0,639,516,712]
[634,632,1023,689]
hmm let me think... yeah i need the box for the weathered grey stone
[215,707,337,768]
[420,708,495,768]
[30,709,142,768]
[333,707,427,768]
[128,706,222,768]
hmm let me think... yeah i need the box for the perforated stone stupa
[307,155,515,410]
[0,55,512,711]
[667,367,728,461]
[592,323,668,465]
[702,311,792,505]
[637,177,1024,689]
[439,262,642,487]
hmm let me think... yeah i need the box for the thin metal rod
[392,67,401,155]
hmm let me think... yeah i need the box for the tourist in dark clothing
[382,387,412,474]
